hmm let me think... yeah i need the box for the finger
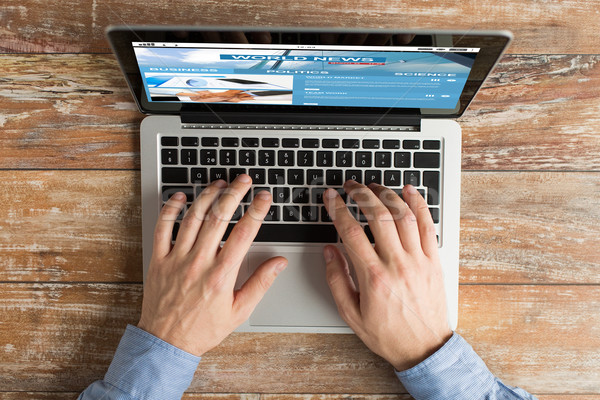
[173,179,228,254]
[323,187,378,281]
[194,174,253,253]
[216,189,272,270]
[324,245,361,327]
[403,185,439,257]
[153,192,186,259]
[344,181,402,258]
[233,256,287,322]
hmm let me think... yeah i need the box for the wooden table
[1,1,599,399]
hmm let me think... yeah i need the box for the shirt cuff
[104,324,201,400]
[395,332,496,399]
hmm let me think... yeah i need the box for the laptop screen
[107,28,511,120]
[133,42,478,111]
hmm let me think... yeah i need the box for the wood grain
[1,0,600,54]
[1,170,597,284]
[0,284,597,394]
[1,54,599,171]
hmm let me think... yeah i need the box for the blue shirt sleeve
[78,324,201,400]
[395,332,538,399]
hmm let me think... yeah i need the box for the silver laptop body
[108,26,512,333]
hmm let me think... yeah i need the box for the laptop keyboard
[160,133,442,245]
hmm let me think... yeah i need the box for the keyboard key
[161,136,178,146]
[302,138,319,148]
[161,149,178,165]
[403,140,420,149]
[297,151,314,167]
[273,187,290,203]
[181,149,197,165]
[364,170,382,186]
[362,139,380,149]
[181,137,199,146]
[287,169,304,185]
[414,152,440,169]
[265,206,280,221]
[429,208,440,223]
[321,206,331,222]
[229,168,246,182]
[326,169,343,185]
[162,167,188,183]
[258,150,275,166]
[364,225,375,243]
[317,151,333,167]
[172,222,180,242]
[190,168,207,184]
[248,168,266,184]
[222,137,239,147]
[201,137,218,147]
[383,139,400,149]
[345,169,362,184]
[375,152,392,168]
[283,206,300,221]
[282,138,299,148]
[210,168,227,182]
[278,150,294,166]
[239,149,256,166]
[242,137,259,147]
[311,188,326,204]
[268,169,285,184]
[250,223,337,243]
[219,149,236,165]
[200,149,217,165]
[307,170,324,185]
[423,140,441,150]
[322,139,339,148]
[292,187,310,203]
[336,151,352,167]
[342,139,360,149]
[355,152,372,167]
[394,152,410,168]
[384,170,401,186]
[302,206,319,222]
[262,138,279,147]
[404,170,420,186]
[423,171,440,205]
[162,186,193,202]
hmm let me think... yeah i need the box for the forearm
[396,332,537,400]
[78,324,200,400]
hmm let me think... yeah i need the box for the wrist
[390,330,453,372]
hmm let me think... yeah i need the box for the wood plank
[1,54,599,171]
[1,0,599,54]
[0,393,260,399]
[0,284,598,394]
[1,170,598,284]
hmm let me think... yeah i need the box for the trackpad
[248,252,347,327]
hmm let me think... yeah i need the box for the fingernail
[324,188,338,199]
[406,185,417,194]
[324,246,335,262]
[173,192,185,201]
[237,174,251,183]
[257,191,271,200]
[275,261,287,273]
[213,179,227,188]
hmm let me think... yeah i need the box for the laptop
[107,26,511,333]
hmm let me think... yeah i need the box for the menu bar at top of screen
[132,42,480,52]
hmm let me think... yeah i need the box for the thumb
[233,256,287,320]
[324,246,360,325]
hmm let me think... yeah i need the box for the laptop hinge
[180,112,421,129]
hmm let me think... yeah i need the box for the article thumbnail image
[144,73,293,104]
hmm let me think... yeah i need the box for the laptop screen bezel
[106,26,512,121]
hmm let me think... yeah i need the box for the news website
[132,42,479,110]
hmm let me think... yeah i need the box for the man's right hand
[323,181,452,371]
